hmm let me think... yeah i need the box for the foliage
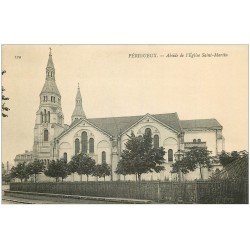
[92,163,111,181]
[27,159,45,182]
[219,150,248,168]
[44,159,70,182]
[2,173,12,183]
[171,156,194,174]
[10,162,30,182]
[115,162,130,178]
[171,147,212,179]
[116,131,165,181]
[68,153,95,181]
[2,70,10,117]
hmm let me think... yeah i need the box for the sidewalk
[3,190,153,204]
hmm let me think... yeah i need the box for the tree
[172,147,212,180]
[219,150,247,168]
[2,70,10,117]
[171,155,195,175]
[116,131,165,182]
[68,153,95,181]
[44,159,69,182]
[115,162,129,181]
[10,162,30,182]
[27,159,45,182]
[92,163,111,181]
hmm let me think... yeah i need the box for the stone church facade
[15,51,225,181]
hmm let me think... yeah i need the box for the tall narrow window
[63,152,67,163]
[102,151,106,164]
[44,109,47,122]
[168,149,173,162]
[193,139,196,143]
[40,112,43,123]
[48,111,50,123]
[75,138,80,155]
[81,131,88,153]
[145,128,152,136]
[44,129,49,141]
[153,135,159,148]
[197,139,201,143]
[89,138,94,153]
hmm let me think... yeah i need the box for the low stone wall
[9,179,248,204]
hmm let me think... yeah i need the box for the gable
[56,118,113,140]
[57,112,182,140]
[88,112,182,137]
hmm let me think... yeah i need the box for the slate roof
[46,54,54,68]
[213,156,249,180]
[72,87,86,119]
[40,79,61,97]
[180,119,222,130]
[58,114,223,139]
[88,113,182,137]
[58,113,182,139]
[40,53,61,97]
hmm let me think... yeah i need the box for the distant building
[14,50,225,181]
[14,150,33,166]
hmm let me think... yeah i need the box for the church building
[15,50,225,181]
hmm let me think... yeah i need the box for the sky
[1,45,248,165]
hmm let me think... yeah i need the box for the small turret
[71,83,86,123]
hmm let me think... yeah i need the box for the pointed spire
[40,48,61,97]
[46,47,54,68]
[71,84,86,122]
[76,83,82,100]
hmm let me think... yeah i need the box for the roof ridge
[181,118,217,121]
[88,112,176,120]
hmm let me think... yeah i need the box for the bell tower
[33,49,65,162]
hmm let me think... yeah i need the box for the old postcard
[1,45,248,204]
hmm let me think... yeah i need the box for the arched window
[153,135,159,148]
[44,129,49,141]
[47,159,49,165]
[81,131,88,153]
[168,149,173,162]
[48,111,50,123]
[193,139,196,143]
[102,151,106,164]
[63,152,67,163]
[145,128,152,136]
[197,139,201,143]
[89,138,94,153]
[75,138,80,155]
[40,112,43,123]
[44,109,47,122]
[138,135,143,140]
[51,96,53,102]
